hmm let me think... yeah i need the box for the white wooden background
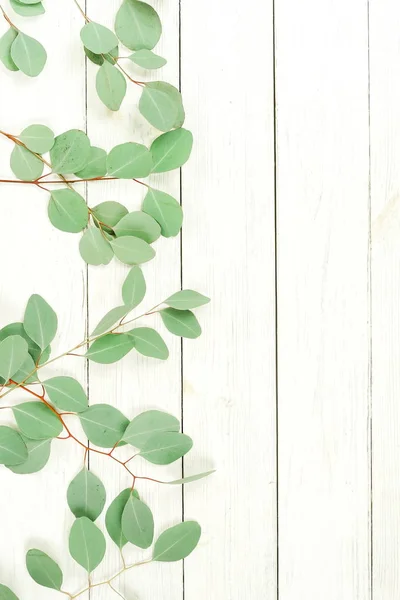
[0,0,399,598]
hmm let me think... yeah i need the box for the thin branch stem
[70,559,152,599]
[73,0,89,22]
[0,5,18,29]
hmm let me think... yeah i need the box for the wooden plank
[85,1,184,599]
[369,1,400,597]
[180,0,277,598]
[0,0,87,597]
[275,0,371,598]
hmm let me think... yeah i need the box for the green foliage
[96,62,127,111]
[91,305,129,336]
[105,488,131,548]
[0,335,29,381]
[0,426,27,466]
[7,438,51,474]
[107,142,152,179]
[121,492,154,548]
[80,22,118,54]
[23,294,57,350]
[122,409,179,447]
[140,82,184,131]
[10,0,45,17]
[69,517,106,573]
[110,235,155,265]
[165,290,211,310]
[115,0,162,51]
[114,211,161,243]
[142,188,183,237]
[92,201,128,229]
[48,189,89,233]
[162,470,216,486]
[26,549,63,590]
[128,327,169,359]
[43,376,88,412]
[86,333,135,364]
[161,308,202,339]
[10,32,46,76]
[0,28,19,71]
[67,468,106,521]
[79,227,113,265]
[79,404,129,447]
[13,402,63,440]
[129,49,166,69]
[19,125,54,154]
[139,431,193,465]
[10,145,43,181]
[75,146,107,179]
[50,129,91,174]
[0,584,18,600]
[153,521,201,562]
[122,265,146,307]
[151,128,193,173]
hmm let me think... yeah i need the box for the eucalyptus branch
[0,5,17,29]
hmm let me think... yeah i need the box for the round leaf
[79,404,129,448]
[79,227,113,266]
[67,468,106,521]
[105,488,131,548]
[50,129,91,174]
[142,188,182,237]
[19,125,54,154]
[80,22,118,54]
[139,82,184,131]
[0,322,44,364]
[122,409,179,448]
[92,201,128,229]
[0,584,18,600]
[128,327,169,360]
[129,49,166,69]
[165,290,210,310]
[96,62,127,111]
[114,211,161,243]
[0,28,18,72]
[160,308,201,339]
[26,549,62,590]
[43,376,88,412]
[139,431,193,465]
[7,437,51,474]
[0,426,27,466]
[111,236,155,265]
[12,402,63,440]
[153,521,201,562]
[10,145,43,181]
[91,305,129,337]
[9,354,38,385]
[86,333,135,364]
[0,335,29,381]
[107,142,152,179]
[115,0,161,51]
[23,294,57,350]
[69,517,106,573]
[151,128,193,173]
[48,189,89,233]
[75,146,107,179]
[10,32,47,77]
[121,492,154,549]
[122,266,146,308]
[10,0,45,16]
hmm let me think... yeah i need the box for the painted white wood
[86,2,184,599]
[370,1,400,597]
[275,1,371,599]
[180,0,277,599]
[0,1,88,598]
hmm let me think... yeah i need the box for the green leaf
[121,492,154,549]
[0,322,43,364]
[142,188,182,237]
[86,333,135,364]
[67,467,106,521]
[111,236,155,265]
[122,266,146,308]
[139,82,184,131]
[151,128,193,173]
[44,376,88,412]
[96,62,127,111]
[10,0,45,16]
[7,437,51,474]
[79,404,129,448]
[10,32,46,76]
[0,584,18,600]
[114,211,161,243]
[153,521,201,562]
[91,305,129,336]
[161,470,216,485]
[10,354,38,385]
[23,294,57,350]
[0,335,29,381]
[128,327,169,360]
[75,146,107,179]
[48,189,89,233]
[84,45,118,66]
[50,129,91,174]
[69,517,106,573]
[13,402,63,440]
[129,49,166,69]
[92,201,128,230]
[105,488,131,548]
[14,0,42,6]
[160,308,201,339]
[122,409,179,448]
[139,431,193,465]
[165,290,210,310]
[26,549,62,590]
[19,124,54,154]
[0,28,19,71]
[79,227,113,266]
[115,0,161,51]
[107,142,152,179]
[0,426,27,466]
[80,22,118,54]
[10,145,43,181]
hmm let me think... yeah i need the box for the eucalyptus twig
[0,5,17,29]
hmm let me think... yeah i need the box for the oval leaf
[86,333,135,364]
[92,201,128,230]
[111,236,155,265]
[142,188,182,237]
[139,431,193,465]
[114,211,161,243]
[115,0,161,51]
[0,426,27,466]
[0,584,18,600]
[23,294,57,350]
[122,409,179,448]
[107,142,152,179]
[79,404,129,448]
[121,492,154,549]
[75,146,107,179]
[105,488,131,548]
[12,402,63,440]
[129,49,166,69]
[67,467,106,521]
[10,145,43,181]
[153,521,201,562]
[26,549,62,590]
[161,470,216,486]
[48,189,89,233]
[50,129,91,174]
[128,327,169,360]
[10,0,44,15]
[96,62,127,111]
[122,266,146,308]
[0,28,19,72]
[69,517,106,573]
[151,128,193,173]
[7,437,51,475]
[160,308,201,339]
[0,321,44,365]
[43,376,88,412]
[165,290,210,310]
[19,124,54,154]
[80,22,118,54]
[91,305,129,336]
[139,82,184,131]
[11,32,47,77]
[0,335,29,381]
[79,227,113,266]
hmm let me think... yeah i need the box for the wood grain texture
[0,1,88,597]
[275,0,371,598]
[370,1,400,597]
[180,0,277,598]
